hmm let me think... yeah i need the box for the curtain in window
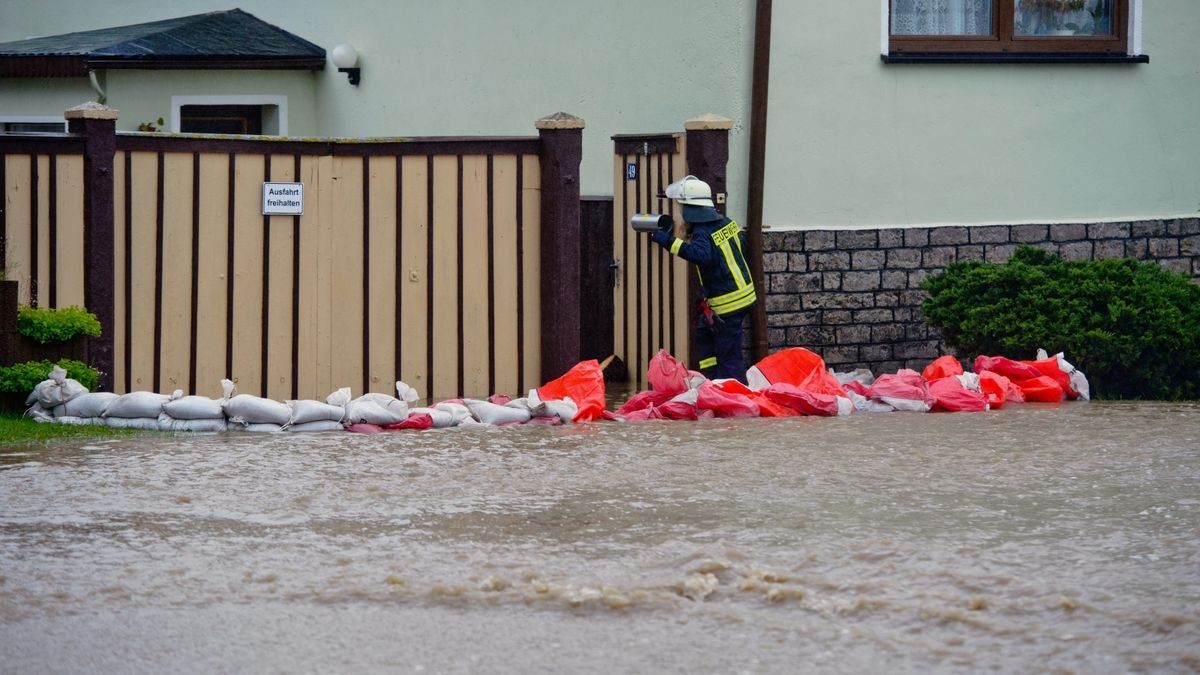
[892,0,993,35]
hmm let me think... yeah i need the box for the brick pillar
[536,112,585,382]
[65,102,117,391]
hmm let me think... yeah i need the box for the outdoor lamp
[332,43,360,85]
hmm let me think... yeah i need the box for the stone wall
[761,218,1200,374]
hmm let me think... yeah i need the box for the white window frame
[880,0,1144,56]
[170,95,288,136]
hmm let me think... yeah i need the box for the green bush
[0,359,101,395]
[17,305,101,344]
[921,246,1200,400]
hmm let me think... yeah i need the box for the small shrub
[0,359,101,394]
[17,305,101,344]
[921,246,1200,400]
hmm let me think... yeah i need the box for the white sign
[262,182,304,215]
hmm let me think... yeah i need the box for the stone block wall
[761,218,1200,374]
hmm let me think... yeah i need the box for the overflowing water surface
[1,401,1198,673]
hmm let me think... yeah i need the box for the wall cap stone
[684,113,733,130]
[535,112,585,130]
[65,102,119,120]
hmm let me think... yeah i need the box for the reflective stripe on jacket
[660,217,756,315]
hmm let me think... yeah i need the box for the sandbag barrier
[22,349,1088,433]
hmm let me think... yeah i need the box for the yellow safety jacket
[655,217,756,316]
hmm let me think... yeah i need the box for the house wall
[764,1,1200,229]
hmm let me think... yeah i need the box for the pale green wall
[3,1,1197,229]
[765,1,1200,228]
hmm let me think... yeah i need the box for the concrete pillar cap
[684,113,733,130]
[65,102,119,120]
[536,112,585,130]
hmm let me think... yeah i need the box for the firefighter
[649,175,756,382]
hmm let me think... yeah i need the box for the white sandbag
[157,414,227,432]
[344,395,408,425]
[29,365,90,408]
[1038,349,1091,401]
[223,394,292,426]
[847,390,895,413]
[956,372,982,393]
[432,402,472,426]
[25,403,53,422]
[54,391,119,418]
[745,365,770,391]
[104,391,171,419]
[408,407,458,428]
[326,387,352,407]
[52,415,103,426]
[105,416,162,430]
[395,381,420,404]
[288,399,346,425]
[877,396,932,413]
[228,422,284,433]
[527,390,577,424]
[668,388,700,406]
[162,395,225,420]
[464,399,531,426]
[833,368,876,386]
[286,420,345,432]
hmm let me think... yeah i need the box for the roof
[0,8,325,77]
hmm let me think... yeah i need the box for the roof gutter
[747,0,771,362]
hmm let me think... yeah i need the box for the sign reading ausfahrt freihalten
[262,182,304,215]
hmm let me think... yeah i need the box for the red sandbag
[538,360,606,422]
[621,405,664,422]
[763,383,843,416]
[345,422,384,434]
[868,370,936,411]
[696,381,760,418]
[922,355,964,381]
[488,393,512,405]
[1021,356,1078,399]
[841,379,871,397]
[658,398,698,420]
[751,348,846,397]
[1018,375,1065,402]
[714,380,798,417]
[974,355,1042,382]
[387,413,433,430]
[647,349,690,395]
[978,371,1020,408]
[928,377,988,413]
[617,389,675,416]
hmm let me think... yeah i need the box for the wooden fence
[0,104,586,401]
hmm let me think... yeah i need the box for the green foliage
[921,246,1200,400]
[0,359,101,394]
[0,411,136,445]
[17,305,101,344]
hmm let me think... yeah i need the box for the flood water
[1,402,1198,674]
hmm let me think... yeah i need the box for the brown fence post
[65,102,117,391]
[536,112,585,382]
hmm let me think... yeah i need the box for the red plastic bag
[868,370,935,412]
[715,380,798,417]
[538,360,607,422]
[978,371,1021,408]
[928,377,988,413]
[749,348,846,397]
[1018,375,1065,402]
[974,355,1042,382]
[1021,356,1078,399]
[621,405,663,422]
[922,355,964,381]
[387,412,433,430]
[763,383,843,416]
[617,389,675,416]
[345,422,384,434]
[647,349,690,395]
[696,381,760,418]
[658,398,698,420]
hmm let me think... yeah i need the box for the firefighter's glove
[650,230,672,247]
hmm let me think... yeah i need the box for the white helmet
[664,175,713,207]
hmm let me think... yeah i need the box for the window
[170,95,287,135]
[887,0,1136,57]
[0,118,67,134]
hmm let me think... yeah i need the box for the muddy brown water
[1,402,1198,674]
